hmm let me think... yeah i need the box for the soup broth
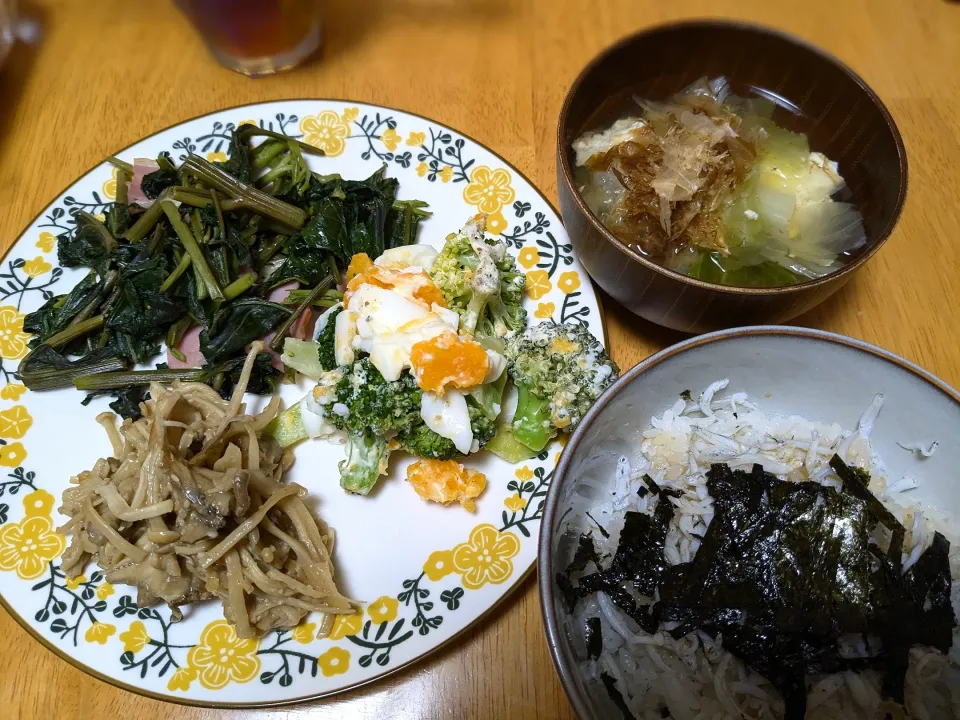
[572,78,866,288]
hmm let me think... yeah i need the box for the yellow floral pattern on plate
[368,596,399,624]
[85,622,116,644]
[0,490,64,580]
[463,166,515,214]
[423,549,455,582]
[0,405,33,439]
[451,524,521,590]
[22,257,52,279]
[35,232,56,253]
[120,620,151,653]
[534,302,555,319]
[557,271,581,295]
[524,270,552,300]
[300,111,351,157]
[101,167,118,201]
[183,620,261,691]
[517,246,540,269]
[0,307,31,360]
[291,622,316,644]
[329,611,363,640]
[0,441,26,467]
[0,383,26,401]
[318,646,350,677]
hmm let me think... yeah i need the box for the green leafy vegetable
[199,299,291,365]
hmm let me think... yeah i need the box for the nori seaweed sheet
[600,672,636,720]
[585,616,602,660]
[561,458,956,719]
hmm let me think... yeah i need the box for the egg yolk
[344,252,447,309]
[550,336,579,354]
[346,252,374,282]
[406,458,486,511]
[410,331,488,393]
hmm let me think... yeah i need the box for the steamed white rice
[564,382,960,720]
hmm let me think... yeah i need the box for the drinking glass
[175,0,322,77]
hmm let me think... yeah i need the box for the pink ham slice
[267,281,298,304]
[127,158,161,208]
[258,281,300,369]
[291,308,317,340]
[167,325,204,369]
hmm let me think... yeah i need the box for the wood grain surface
[2,1,959,718]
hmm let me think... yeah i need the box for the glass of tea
[175,0,321,77]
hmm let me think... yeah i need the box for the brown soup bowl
[557,20,907,333]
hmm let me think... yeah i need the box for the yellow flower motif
[0,511,64,579]
[186,620,261,690]
[0,384,26,401]
[85,622,116,645]
[66,573,87,591]
[423,549,455,582]
[557,271,581,295]
[237,119,257,127]
[504,494,526,512]
[341,107,359,124]
[101,167,118,200]
[0,442,26,467]
[36,232,56,253]
[534,302,555,319]
[524,270,552,301]
[329,611,363,640]
[291,622,316,644]
[167,666,197,692]
[438,165,453,183]
[300,111,350,157]
[317,646,350,677]
[517,246,540,269]
[119,620,150,653]
[206,151,228,163]
[97,582,115,601]
[415,161,429,177]
[487,211,507,234]
[406,131,426,147]
[24,489,54,518]
[94,213,106,222]
[367,595,399,624]
[463,166,516,214]
[0,405,33,439]
[0,307,30,360]
[515,466,534,482]
[452,524,521,590]
[380,127,401,152]
[22,256,52,279]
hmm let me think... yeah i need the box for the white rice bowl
[556,380,960,720]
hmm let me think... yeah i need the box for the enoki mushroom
[59,343,353,638]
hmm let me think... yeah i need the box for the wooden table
[3,0,960,717]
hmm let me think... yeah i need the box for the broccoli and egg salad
[272,214,620,506]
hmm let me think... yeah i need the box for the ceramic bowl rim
[556,18,909,296]
[538,325,960,718]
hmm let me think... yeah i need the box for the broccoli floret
[339,430,391,495]
[332,358,421,435]
[430,215,527,339]
[399,402,497,459]
[317,305,342,371]
[501,321,619,452]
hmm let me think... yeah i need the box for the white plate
[0,101,605,705]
